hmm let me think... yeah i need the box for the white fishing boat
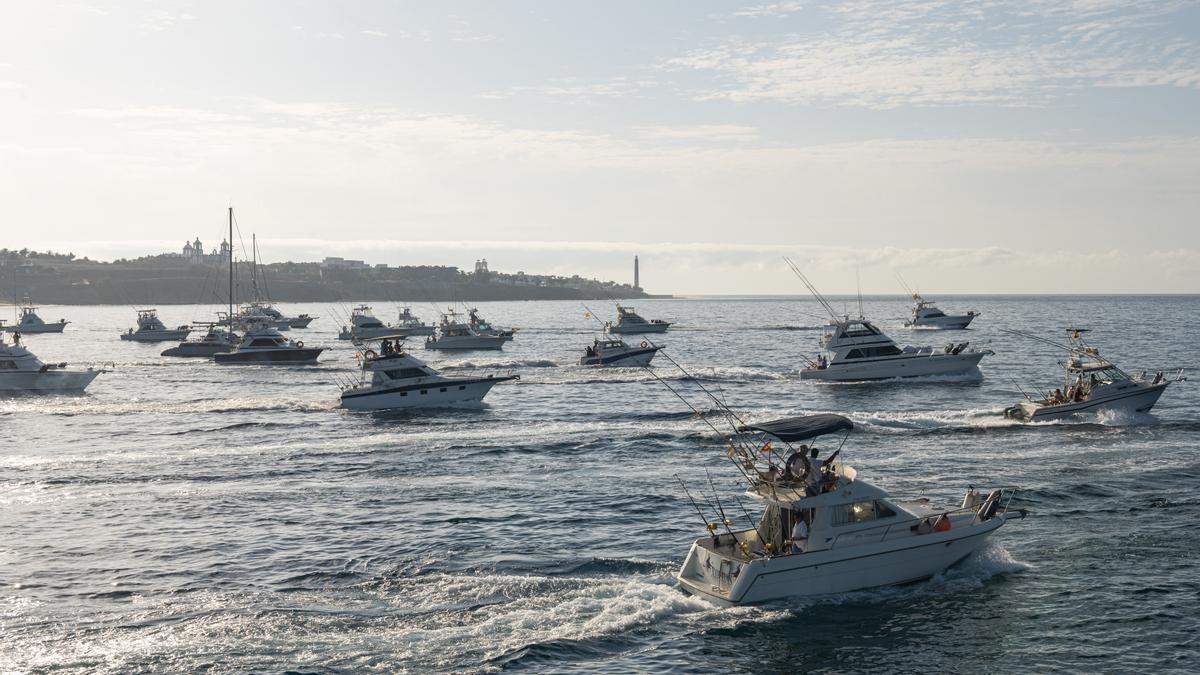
[802,317,991,381]
[337,305,396,340]
[579,337,660,367]
[213,320,323,364]
[676,414,1025,606]
[605,305,670,334]
[1,302,69,334]
[467,307,515,340]
[787,261,990,381]
[119,309,191,342]
[1003,329,1183,422]
[340,337,517,410]
[395,307,434,336]
[904,294,978,329]
[424,311,508,351]
[0,331,104,392]
[161,323,240,357]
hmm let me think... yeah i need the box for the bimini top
[738,413,853,442]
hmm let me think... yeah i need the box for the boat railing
[827,487,1021,551]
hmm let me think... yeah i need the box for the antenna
[783,257,838,320]
[855,264,863,319]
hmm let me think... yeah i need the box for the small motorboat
[395,307,434,336]
[0,331,104,392]
[340,337,517,410]
[161,323,241,357]
[337,305,396,340]
[1003,329,1183,422]
[579,338,660,367]
[1,301,69,334]
[605,305,670,334]
[467,307,515,340]
[676,414,1025,605]
[424,312,508,351]
[801,317,991,381]
[119,309,191,342]
[213,320,324,364]
[904,294,978,329]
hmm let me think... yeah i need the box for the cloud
[666,0,1200,108]
[733,2,806,18]
[359,29,388,38]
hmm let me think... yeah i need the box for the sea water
[2,296,1197,672]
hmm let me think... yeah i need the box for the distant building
[321,256,370,270]
[181,237,229,265]
[473,259,490,278]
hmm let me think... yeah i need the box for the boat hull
[801,351,986,381]
[213,347,324,364]
[288,316,315,329]
[120,329,192,342]
[580,346,659,367]
[678,518,1004,606]
[0,369,101,392]
[1006,382,1169,421]
[338,326,398,340]
[340,376,514,410]
[3,322,68,334]
[907,314,976,330]
[423,335,508,350]
[607,323,670,334]
[161,343,236,357]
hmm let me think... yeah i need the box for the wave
[438,358,561,370]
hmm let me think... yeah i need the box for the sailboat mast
[228,207,234,320]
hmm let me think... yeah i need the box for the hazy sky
[2,1,1198,294]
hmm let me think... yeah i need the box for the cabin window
[400,392,407,397]
[844,349,864,360]
[420,390,427,395]
[832,500,888,526]
[384,368,426,379]
[861,345,902,358]
[439,387,447,392]
[0,360,16,369]
[458,385,465,390]
[249,339,276,347]
[842,323,878,338]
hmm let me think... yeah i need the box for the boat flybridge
[605,305,671,334]
[338,305,396,341]
[786,261,990,381]
[0,331,105,392]
[424,311,508,351]
[1,302,69,334]
[467,308,515,340]
[904,294,978,330]
[676,414,1024,606]
[580,337,661,367]
[340,336,518,410]
[213,319,324,364]
[1003,329,1183,422]
[161,322,240,357]
[120,309,191,342]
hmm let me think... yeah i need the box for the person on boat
[933,513,952,532]
[789,513,809,554]
[1052,388,1063,404]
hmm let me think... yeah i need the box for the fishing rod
[999,327,1111,362]
[706,469,749,559]
[675,474,718,542]
[730,493,769,558]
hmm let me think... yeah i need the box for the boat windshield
[841,322,879,338]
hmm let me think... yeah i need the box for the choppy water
[2,296,1198,673]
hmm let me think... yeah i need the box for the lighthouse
[634,256,641,291]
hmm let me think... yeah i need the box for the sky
[1,0,1198,294]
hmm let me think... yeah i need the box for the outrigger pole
[784,256,839,320]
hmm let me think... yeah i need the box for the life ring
[362,348,377,359]
[640,341,649,348]
[296,341,304,348]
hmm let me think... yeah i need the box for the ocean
[2,295,1198,673]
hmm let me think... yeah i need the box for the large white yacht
[1003,329,1182,422]
[1,302,69,334]
[579,337,660,367]
[605,305,670,334]
[801,317,991,381]
[0,332,104,392]
[676,414,1024,605]
[337,305,396,341]
[424,311,508,351]
[214,320,324,364]
[904,294,978,330]
[340,338,518,410]
[120,309,191,342]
